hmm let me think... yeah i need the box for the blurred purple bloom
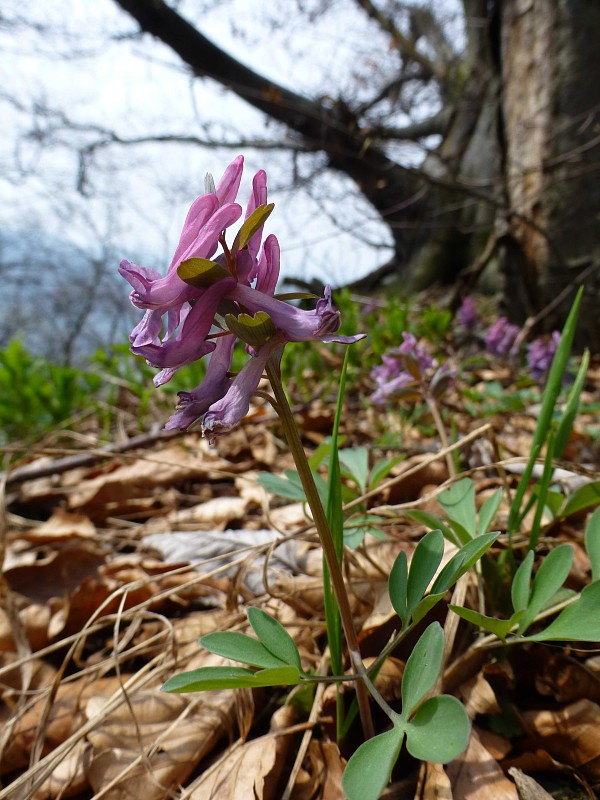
[371,332,433,405]
[527,331,561,381]
[120,156,364,435]
[371,370,415,405]
[398,332,434,378]
[485,317,520,357]
[457,296,478,329]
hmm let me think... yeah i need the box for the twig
[2,428,182,487]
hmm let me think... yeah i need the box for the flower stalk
[265,359,375,740]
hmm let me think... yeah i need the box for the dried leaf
[446,729,518,799]
[521,699,600,778]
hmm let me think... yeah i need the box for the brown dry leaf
[446,728,518,799]
[0,602,51,653]
[189,705,295,800]
[0,675,122,775]
[274,574,324,619]
[506,768,554,800]
[86,686,238,800]
[167,496,250,528]
[5,543,106,605]
[287,738,346,800]
[311,740,346,800]
[31,739,93,800]
[521,699,600,778]
[361,656,404,702]
[65,440,232,518]
[417,761,453,799]
[535,652,600,704]
[459,673,501,718]
[24,510,96,542]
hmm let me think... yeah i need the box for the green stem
[266,359,375,740]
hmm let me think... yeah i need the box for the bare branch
[353,0,447,84]
[367,110,451,141]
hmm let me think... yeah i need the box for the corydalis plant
[485,316,519,357]
[121,157,377,740]
[527,331,561,382]
[371,332,455,407]
[119,155,360,435]
[371,332,456,475]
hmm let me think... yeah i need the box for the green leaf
[369,456,403,491]
[477,488,503,536]
[508,287,583,535]
[406,510,461,547]
[410,592,446,625]
[406,530,444,621]
[545,489,566,518]
[404,695,471,762]
[555,348,589,458]
[257,469,328,507]
[231,203,274,253]
[389,550,409,625]
[342,726,405,800]
[162,666,256,692]
[585,507,600,583]
[561,480,600,518]
[449,606,523,641]
[518,544,573,634]
[199,631,289,669]
[430,532,499,595]
[401,622,444,718]
[339,447,369,493]
[177,257,231,288]
[256,470,307,500]
[161,664,301,692]
[511,550,534,613]
[246,607,302,670]
[528,431,557,550]
[437,478,477,541]
[526,581,600,641]
[343,514,385,548]
[249,665,302,687]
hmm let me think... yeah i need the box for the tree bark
[500,0,600,345]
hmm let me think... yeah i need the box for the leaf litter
[2,371,600,799]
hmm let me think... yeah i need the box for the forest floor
[2,355,600,800]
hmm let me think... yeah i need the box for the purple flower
[119,156,364,434]
[370,332,433,405]
[485,317,520,357]
[457,296,478,329]
[370,332,456,406]
[371,370,416,405]
[398,332,434,378]
[527,331,561,381]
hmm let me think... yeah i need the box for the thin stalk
[425,393,455,478]
[266,359,375,740]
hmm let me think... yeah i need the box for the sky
[1,0,404,291]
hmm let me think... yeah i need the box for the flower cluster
[485,316,519,357]
[371,332,454,405]
[120,156,362,434]
[457,296,478,330]
[527,331,561,381]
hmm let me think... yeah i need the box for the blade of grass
[323,348,350,739]
[508,287,583,541]
[528,431,556,550]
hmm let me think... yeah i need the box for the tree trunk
[500,0,600,346]
[112,0,600,344]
